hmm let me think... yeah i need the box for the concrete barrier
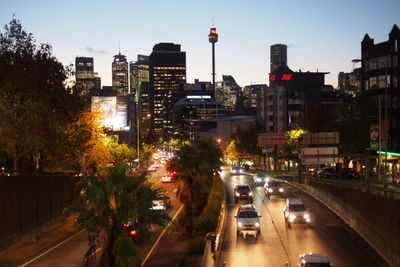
[293,180,400,266]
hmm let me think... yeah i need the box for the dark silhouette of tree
[0,17,82,171]
[64,166,170,266]
[168,138,222,236]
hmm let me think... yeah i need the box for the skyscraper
[150,43,186,136]
[130,55,151,137]
[75,57,100,96]
[270,44,287,73]
[112,52,129,96]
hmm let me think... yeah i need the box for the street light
[352,58,389,192]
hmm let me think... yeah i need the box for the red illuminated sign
[269,74,293,81]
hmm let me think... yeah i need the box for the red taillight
[130,230,137,236]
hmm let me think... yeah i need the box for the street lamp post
[352,58,389,192]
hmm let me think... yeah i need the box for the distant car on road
[235,204,261,238]
[253,173,269,185]
[317,167,336,178]
[151,193,171,210]
[298,253,332,266]
[234,184,253,204]
[230,166,244,175]
[264,180,285,199]
[161,174,173,183]
[148,166,157,172]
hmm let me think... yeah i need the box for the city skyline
[1,0,399,88]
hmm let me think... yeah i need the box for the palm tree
[64,166,170,266]
[168,138,222,236]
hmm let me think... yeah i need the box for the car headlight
[303,214,310,219]
[279,188,284,192]
[255,222,260,227]
[237,222,243,227]
[239,169,243,173]
[249,192,253,196]
[232,170,236,173]
[235,192,240,197]
[268,188,273,193]
[289,214,296,220]
[256,178,261,182]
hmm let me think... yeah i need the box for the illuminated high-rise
[130,55,151,137]
[112,52,129,96]
[149,43,186,136]
[75,57,100,96]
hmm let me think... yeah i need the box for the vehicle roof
[236,184,250,187]
[286,198,304,205]
[238,204,256,211]
[301,253,331,263]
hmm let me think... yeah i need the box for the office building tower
[149,43,186,136]
[359,24,400,153]
[112,52,129,96]
[75,57,100,96]
[130,55,151,137]
[270,44,287,73]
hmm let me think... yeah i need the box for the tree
[64,166,170,266]
[168,138,222,236]
[227,122,263,165]
[0,17,82,171]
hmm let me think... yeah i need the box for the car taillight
[130,230,138,236]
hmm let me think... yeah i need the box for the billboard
[91,96,129,131]
[300,147,338,165]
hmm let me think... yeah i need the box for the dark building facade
[75,57,100,96]
[112,52,129,96]
[338,68,361,95]
[259,66,340,133]
[270,44,287,73]
[149,43,186,136]
[360,24,400,160]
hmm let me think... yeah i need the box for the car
[151,193,171,210]
[230,166,244,175]
[317,167,336,178]
[284,198,311,228]
[253,173,269,185]
[234,184,253,204]
[264,180,285,199]
[298,253,332,267]
[123,220,139,241]
[147,166,156,172]
[234,204,261,238]
[161,174,173,183]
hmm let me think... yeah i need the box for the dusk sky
[1,0,399,88]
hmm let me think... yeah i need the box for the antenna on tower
[118,41,121,55]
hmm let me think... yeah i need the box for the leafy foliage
[168,138,222,236]
[0,17,82,171]
[64,166,170,266]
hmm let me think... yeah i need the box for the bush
[194,176,224,234]
[187,236,205,255]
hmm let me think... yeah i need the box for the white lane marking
[141,204,184,266]
[19,230,85,267]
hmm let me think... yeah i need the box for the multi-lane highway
[5,162,181,267]
[216,169,388,267]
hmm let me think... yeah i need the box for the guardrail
[200,177,227,267]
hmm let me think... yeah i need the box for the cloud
[85,47,109,54]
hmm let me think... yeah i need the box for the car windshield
[237,186,250,192]
[256,174,266,178]
[290,204,306,211]
[155,195,168,201]
[238,211,258,218]
[268,181,281,187]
